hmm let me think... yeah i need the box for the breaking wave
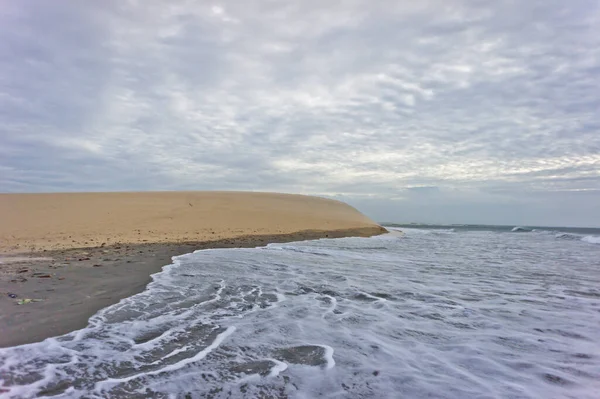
[555,232,600,245]
[509,227,599,245]
[581,235,600,245]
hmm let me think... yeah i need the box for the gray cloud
[1,0,599,226]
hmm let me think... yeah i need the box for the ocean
[1,225,599,398]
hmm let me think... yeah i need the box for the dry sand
[0,191,382,253]
[0,192,386,347]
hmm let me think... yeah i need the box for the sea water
[1,226,599,398]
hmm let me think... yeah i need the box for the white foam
[385,229,405,238]
[319,344,335,370]
[1,231,600,398]
[321,295,338,319]
[556,232,600,245]
[267,358,289,377]
[94,326,236,392]
[149,344,193,365]
[275,292,286,302]
[581,235,600,244]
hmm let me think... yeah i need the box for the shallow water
[1,228,600,398]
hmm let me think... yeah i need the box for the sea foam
[581,235,600,244]
[1,229,599,398]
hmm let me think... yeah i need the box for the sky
[1,0,599,227]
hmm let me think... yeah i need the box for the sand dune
[0,191,384,254]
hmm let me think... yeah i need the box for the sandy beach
[0,192,385,347]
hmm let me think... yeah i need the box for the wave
[531,229,558,235]
[511,226,532,232]
[555,232,600,245]
[555,232,580,240]
[581,235,600,245]
[397,227,455,235]
[431,228,455,235]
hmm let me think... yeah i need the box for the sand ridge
[0,191,384,254]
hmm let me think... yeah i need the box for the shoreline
[0,226,386,348]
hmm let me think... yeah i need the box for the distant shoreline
[383,223,600,234]
[0,191,386,347]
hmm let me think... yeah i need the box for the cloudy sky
[1,0,599,226]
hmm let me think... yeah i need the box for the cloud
[1,0,599,226]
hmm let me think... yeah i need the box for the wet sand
[0,192,385,347]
